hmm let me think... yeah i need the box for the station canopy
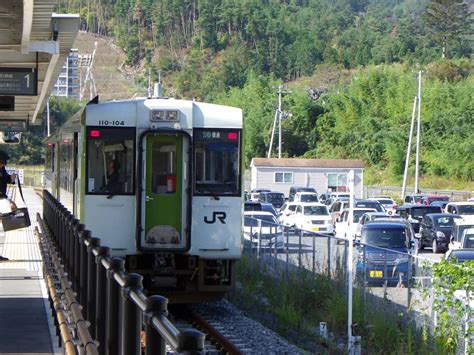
[0,1,79,130]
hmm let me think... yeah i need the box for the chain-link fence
[243,216,472,353]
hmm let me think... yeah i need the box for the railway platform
[0,187,58,355]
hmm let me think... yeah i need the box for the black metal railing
[40,190,205,355]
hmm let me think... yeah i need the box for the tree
[422,0,472,59]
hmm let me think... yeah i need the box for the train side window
[194,129,241,196]
[86,127,135,195]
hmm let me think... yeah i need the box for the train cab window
[194,129,241,196]
[86,127,135,195]
[151,141,177,194]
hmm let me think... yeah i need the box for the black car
[288,186,317,202]
[419,213,462,253]
[258,191,286,209]
[395,205,443,233]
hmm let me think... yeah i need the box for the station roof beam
[0,1,79,125]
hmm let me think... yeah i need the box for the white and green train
[45,95,243,302]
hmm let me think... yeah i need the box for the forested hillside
[44,0,473,185]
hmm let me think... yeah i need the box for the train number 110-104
[98,120,125,126]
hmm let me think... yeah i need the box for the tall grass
[228,254,445,353]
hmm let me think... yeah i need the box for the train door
[140,131,190,251]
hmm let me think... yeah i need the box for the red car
[421,195,449,205]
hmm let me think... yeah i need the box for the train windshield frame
[193,128,241,196]
[85,127,136,196]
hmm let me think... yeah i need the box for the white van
[294,192,319,203]
[449,219,474,250]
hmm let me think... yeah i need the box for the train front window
[86,127,135,195]
[194,129,241,196]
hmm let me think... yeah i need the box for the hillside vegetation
[23,0,472,188]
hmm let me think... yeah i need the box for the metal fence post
[105,258,125,355]
[312,233,316,273]
[95,246,110,355]
[327,235,331,278]
[79,229,91,310]
[73,223,85,290]
[120,273,143,355]
[298,229,302,268]
[87,237,101,337]
[144,295,168,355]
[68,218,78,287]
[285,227,289,278]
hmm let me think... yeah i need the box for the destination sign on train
[0,68,38,96]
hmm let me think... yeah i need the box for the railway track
[169,305,248,354]
[166,301,303,354]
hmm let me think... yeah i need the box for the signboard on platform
[0,68,38,96]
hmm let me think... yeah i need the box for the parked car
[430,200,449,210]
[420,195,449,205]
[249,188,271,202]
[319,192,350,203]
[356,221,416,286]
[258,191,286,209]
[244,190,250,201]
[404,194,426,205]
[335,208,377,240]
[329,198,350,222]
[445,249,474,263]
[243,211,284,250]
[293,192,319,203]
[459,228,474,249]
[355,212,402,239]
[331,192,350,199]
[355,199,385,213]
[330,199,384,222]
[444,202,474,219]
[293,203,334,235]
[244,201,278,216]
[395,205,443,234]
[288,186,317,202]
[319,193,331,203]
[449,220,474,250]
[278,201,298,227]
[418,213,463,253]
[368,197,398,214]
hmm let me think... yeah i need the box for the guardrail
[365,185,473,201]
[40,190,205,355]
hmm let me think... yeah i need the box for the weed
[230,253,451,353]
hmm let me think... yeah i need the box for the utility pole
[401,96,418,199]
[414,71,422,193]
[267,85,291,159]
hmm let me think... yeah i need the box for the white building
[51,49,79,98]
[250,158,365,198]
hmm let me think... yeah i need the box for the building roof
[251,158,364,169]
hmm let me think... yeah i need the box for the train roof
[85,97,243,128]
